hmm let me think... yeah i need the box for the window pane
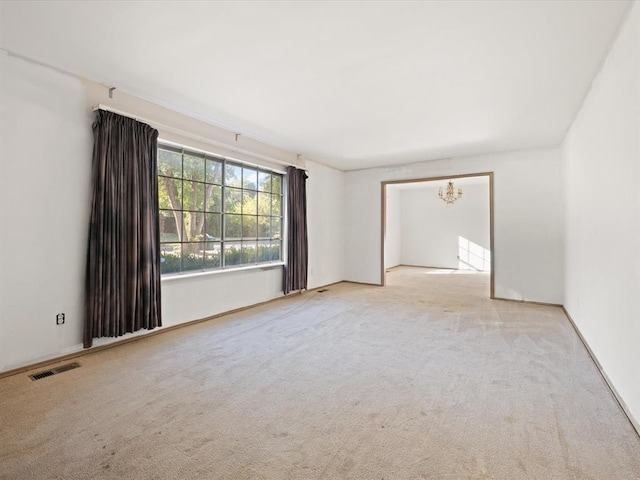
[205,213,221,240]
[225,187,242,214]
[160,210,182,242]
[272,217,281,240]
[204,242,221,269]
[272,175,282,194]
[183,181,205,212]
[242,241,257,264]
[225,163,242,187]
[242,215,257,239]
[225,214,242,240]
[257,192,271,215]
[257,241,271,262]
[205,158,223,184]
[182,211,205,243]
[183,154,205,181]
[242,167,258,190]
[158,177,182,210]
[272,195,281,217]
[158,149,182,178]
[242,190,257,214]
[181,243,205,272]
[205,185,222,212]
[270,241,281,261]
[258,171,271,192]
[257,216,271,238]
[224,242,242,266]
[160,243,181,274]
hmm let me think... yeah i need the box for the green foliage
[160,244,280,275]
[160,251,207,274]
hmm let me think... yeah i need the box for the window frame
[157,143,285,276]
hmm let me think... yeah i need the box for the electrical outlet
[56,313,65,325]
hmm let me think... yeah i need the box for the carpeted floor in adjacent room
[1,266,639,479]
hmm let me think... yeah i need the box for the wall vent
[29,362,80,381]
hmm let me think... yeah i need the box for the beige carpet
[1,267,639,479]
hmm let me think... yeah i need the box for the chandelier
[438,180,463,205]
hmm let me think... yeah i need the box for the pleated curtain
[283,166,308,294]
[84,110,162,348]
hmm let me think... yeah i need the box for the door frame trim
[380,171,494,299]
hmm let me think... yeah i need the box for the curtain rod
[92,104,301,170]
[4,49,302,171]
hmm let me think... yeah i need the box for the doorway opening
[380,172,494,298]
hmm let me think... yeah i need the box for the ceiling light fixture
[438,180,463,205]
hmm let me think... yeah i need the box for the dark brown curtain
[283,166,308,294]
[84,110,162,348]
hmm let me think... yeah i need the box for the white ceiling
[0,1,630,170]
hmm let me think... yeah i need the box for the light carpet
[1,267,639,479]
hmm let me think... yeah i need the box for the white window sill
[161,261,285,283]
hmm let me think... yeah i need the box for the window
[158,144,283,275]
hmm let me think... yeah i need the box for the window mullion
[180,149,185,273]
[202,155,207,271]
[221,159,226,269]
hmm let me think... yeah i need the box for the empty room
[1,1,639,479]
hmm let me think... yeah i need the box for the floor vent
[29,362,80,381]
[317,289,329,293]
[30,370,55,381]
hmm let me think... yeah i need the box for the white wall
[562,3,640,427]
[384,186,402,269]
[306,159,345,289]
[0,52,344,372]
[0,50,93,373]
[399,181,490,270]
[344,148,564,304]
